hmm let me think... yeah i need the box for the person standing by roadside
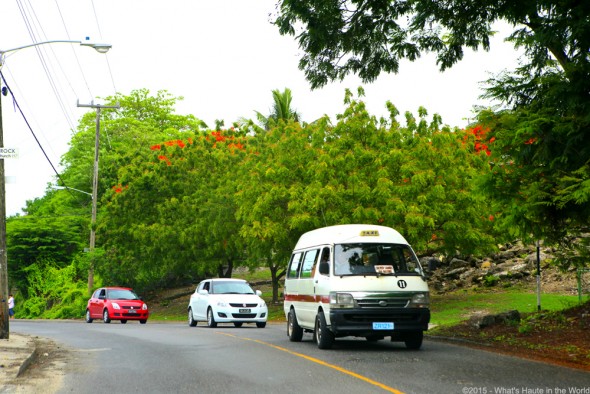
[8,294,15,319]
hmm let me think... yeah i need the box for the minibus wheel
[287,309,303,341]
[404,331,423,350]
[314,311,334,349]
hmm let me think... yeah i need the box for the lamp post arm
[1,40,81,54]
[0,40,111,65]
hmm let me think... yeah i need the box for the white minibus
[283,224,430,349]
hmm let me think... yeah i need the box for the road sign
[0,148,18,159]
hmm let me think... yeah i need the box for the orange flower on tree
[464,125,492,156]
[211,131,225,142]
[158,155,171,166]
[111,184,127,194]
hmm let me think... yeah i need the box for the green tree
[274,0,589,90]
[287,88,497,256]
[255,88,301,130]
[62,90,205,291]
[60,89,205,200]
[237,89,499,303]
[476,107,590,248]
[236,120,318,302]
[99,128,249,291]
[7,215,85,297]
[275,0,590,262]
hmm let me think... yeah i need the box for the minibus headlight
[408,292,430,308]
[330,292,355,309]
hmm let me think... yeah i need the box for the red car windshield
[106,289,140,300]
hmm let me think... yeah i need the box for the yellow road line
[218,332,404,394]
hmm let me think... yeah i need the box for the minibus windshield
[334,243,423,276]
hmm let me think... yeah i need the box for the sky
[0,0,522,217]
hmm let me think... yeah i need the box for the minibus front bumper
[328,308,430,337]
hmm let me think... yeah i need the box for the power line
[54,0,94,99]
[16,0,77,130]
[90,0,118,94]
[0,71,67,187]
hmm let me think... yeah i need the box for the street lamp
[0,38,112,339]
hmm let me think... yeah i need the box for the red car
[86,287,149,324]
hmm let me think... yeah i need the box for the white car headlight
[408,292,430,308]
[330,292,355,309]
[216,300,228,307]
[112,303,121,310]
[142,303,148,310]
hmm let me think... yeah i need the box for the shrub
[18,262,89,319]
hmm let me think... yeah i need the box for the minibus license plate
[239,308,251,313]
[373,322,394,330]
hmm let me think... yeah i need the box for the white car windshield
[334,243,423,276]
[210,281,255,295]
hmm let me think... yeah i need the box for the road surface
[6,320,589,394]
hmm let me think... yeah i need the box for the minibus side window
[300,249,319,278]
[287,252,303,278]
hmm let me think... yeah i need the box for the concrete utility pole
[77,101,120,295]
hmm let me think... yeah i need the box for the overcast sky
[1,0,521,216]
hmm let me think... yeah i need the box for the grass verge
[430,287,582,326]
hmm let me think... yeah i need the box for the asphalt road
[11,320,590,394]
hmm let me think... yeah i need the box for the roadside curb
[17,346,38,378]
[0,332,38,382]
[425,334,493,348]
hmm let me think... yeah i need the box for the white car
[187,278,268,328]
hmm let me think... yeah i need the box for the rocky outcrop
[421,241,580,295]
[468,310,521,328]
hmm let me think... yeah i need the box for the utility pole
[0,82,8,339]
[77,101,120,295]
[536,239,542,312]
